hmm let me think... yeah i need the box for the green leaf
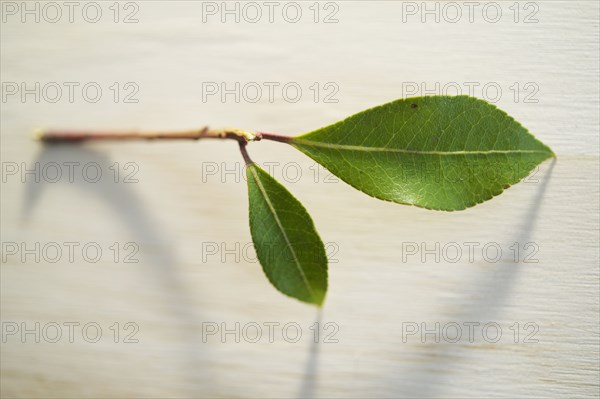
[246,163,328,305]
[290,95,555,211]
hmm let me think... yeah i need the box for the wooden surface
[1,1,599,398]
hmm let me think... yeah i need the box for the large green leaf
[290,96,555,211]
[246,163,327,305]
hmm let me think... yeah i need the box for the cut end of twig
[33,128,47,141]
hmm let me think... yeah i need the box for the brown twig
[36,127,254,143]
[35,126,294,166]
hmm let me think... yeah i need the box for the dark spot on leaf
[411,103,418,109]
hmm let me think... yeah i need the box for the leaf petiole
[257,132,292,144]
[238,140,254,165]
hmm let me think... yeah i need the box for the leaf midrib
[292,138,550,155]
[249,165,316,301]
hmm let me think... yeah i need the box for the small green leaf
[246,163,327,305]
[290,95,555,211]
